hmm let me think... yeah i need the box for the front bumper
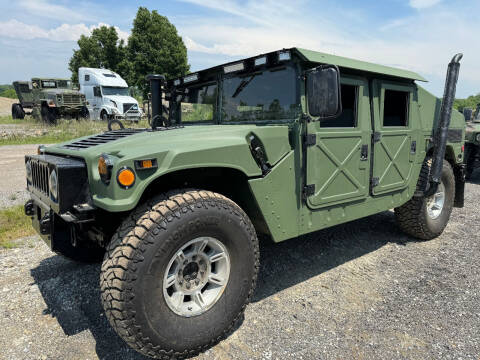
[114,112,141,122]
[24,153,94,248]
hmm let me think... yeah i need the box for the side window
[321,84,357,127]
[85,74,90,81]
[383,89,409,127]
[93,86,101,97]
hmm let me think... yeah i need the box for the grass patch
[0,205,35,248]
[0,115,37,125]
[0,118,149,146]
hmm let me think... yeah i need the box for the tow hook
[39,213,51,235]
[24,200,35,216]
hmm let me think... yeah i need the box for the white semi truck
[78,67,141,122]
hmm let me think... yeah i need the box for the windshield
[102,86,130,96]
[222,66,299,122]
[57,80,71,88]
[177,83,217,123]
[41,81,56,88]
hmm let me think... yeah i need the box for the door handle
[360,144,369,161]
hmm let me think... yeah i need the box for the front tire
[41,105,57,124]
[395,159,455,240]
[100,190,259,359]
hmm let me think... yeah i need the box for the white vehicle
[78,67,141,122]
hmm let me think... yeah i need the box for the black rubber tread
[100,190,260,359]
[394,159,455,240]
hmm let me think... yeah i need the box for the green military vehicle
[464,104,480,178]
[24,49,465,359]
[12,78,87,123]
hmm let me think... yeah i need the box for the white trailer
[78,67,141,122]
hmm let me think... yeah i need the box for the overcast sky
[0,0,478,98]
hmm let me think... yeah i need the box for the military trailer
[23,48,465,359]
[11,78,87,123]
[464,104,480,178]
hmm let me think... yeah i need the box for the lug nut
[186,283,191,289]
[195,279,200,285]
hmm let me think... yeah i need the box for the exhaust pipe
[428,53,463,193]
[145,74,166,129]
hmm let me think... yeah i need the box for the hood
[44,124,291,211]
[104,95,138,105]
[46,125,290,167]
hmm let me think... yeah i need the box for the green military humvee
[24,48,465,359]
[465,104,480,178]
[12,78,87,123]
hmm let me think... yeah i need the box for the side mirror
[306,65,342,119]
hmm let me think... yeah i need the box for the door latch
[410,140,417,154]
[360,144,369,161]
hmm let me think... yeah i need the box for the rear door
[305,76,372,208]
[371,81,416,195]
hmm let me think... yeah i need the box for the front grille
[31,160,49,196]
[62,128,146,150]
[123,103,138,113]
[62,94,82,105]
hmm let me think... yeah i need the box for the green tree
[69,26,128,84]
[454,93,480,112]
[127,7,189,96]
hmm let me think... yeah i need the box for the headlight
[476,133,480,142]
[110,100,117,108]
[98,154,114,184]
[25,161,32,182]
[49,169,58,200]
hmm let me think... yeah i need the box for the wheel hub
[426,182,445,220]
[163,237,230,317]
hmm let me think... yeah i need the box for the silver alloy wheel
[163,237,230,317]
[426,182,445,220]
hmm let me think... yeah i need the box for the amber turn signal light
[98,154,113,184]
[117,167,135,189]
[134,158,158,170]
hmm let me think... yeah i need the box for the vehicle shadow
[466,168,480,185]
[30,210,414,359]
[253,210,413,302]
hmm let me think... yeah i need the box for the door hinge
[304,134,316,147]
[303,184,315,199]
[371,177,380,187]
[373,132,381,143]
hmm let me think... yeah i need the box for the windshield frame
[169,61,300,126]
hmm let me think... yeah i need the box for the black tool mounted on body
[146,74,168,130]
[425,53,463,196]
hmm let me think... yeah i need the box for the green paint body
[42,48,466,243]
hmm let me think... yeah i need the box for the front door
[371,81,416,195]
[305,76,372,209]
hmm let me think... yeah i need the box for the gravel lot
[0,144,38,209]
[1,165,479,359]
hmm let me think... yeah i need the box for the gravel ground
[0,144,38,209]
[1,170,480,360]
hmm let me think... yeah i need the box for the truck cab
[78,67,142,122]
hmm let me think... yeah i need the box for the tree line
[68,7,189,97]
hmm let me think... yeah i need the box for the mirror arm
[301,113,313,123]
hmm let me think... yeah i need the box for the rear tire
[395,158,455,240]
[11,103,24,119]
[100,190,259,359]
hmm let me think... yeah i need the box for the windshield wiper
[232,74,257,98]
